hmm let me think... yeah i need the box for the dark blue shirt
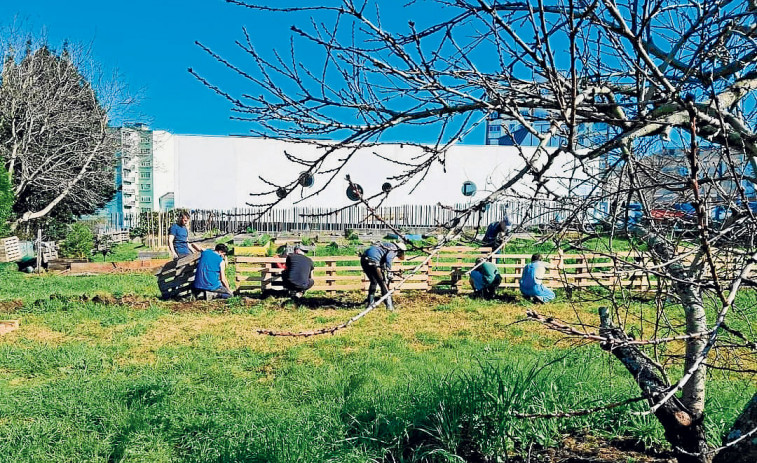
[283,253,314,288]
[169,223,190,256]
[483,217,511,244]
[193,249,223,291]
[363,242,400,269]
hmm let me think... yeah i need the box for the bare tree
[193,1,757,461]
[0,37,121,231]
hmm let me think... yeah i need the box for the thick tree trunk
[712,394,757,463]
[599,307,712,463]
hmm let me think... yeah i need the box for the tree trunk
[599,307,712,463]
[9,133,106,231]
[712,393,757,463]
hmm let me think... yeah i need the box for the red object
[651,209,684,220]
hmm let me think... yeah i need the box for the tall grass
[0,266,751,461]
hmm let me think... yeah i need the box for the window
[140,184,150,191]
[139,148,151,154]
[140,172,151,179]
[461,181,477,197]
[140,160,151,167]
[346,184,363,201]
[298,172,314,188]
[141,196,151,203]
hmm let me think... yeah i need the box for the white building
[149,133,590,211]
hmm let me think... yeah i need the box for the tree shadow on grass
[246,290,364,310]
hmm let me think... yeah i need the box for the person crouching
[282,244,314,298]
[470,257,502,299]
[192,243,233,299]
[519,253,555,303]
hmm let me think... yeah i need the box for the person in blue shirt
[482,214,511,250]
[192,244,233,299]
[360,241,406,310]
[519,253,555,303]
[168,212,202,259]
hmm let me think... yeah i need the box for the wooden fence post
[326,259,336,296]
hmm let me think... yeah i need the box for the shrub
[59,223,94,259]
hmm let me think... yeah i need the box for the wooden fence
[234,247,655,294]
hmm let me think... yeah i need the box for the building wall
[150,134,587,211]
[152,130,175,209]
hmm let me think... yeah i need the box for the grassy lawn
[0,264,749,462]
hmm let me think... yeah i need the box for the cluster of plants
[129,209,188,238]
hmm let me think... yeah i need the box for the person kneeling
[469,257,502,299]
[519,253,555,303]
[282,244,314,298]
[192,244,233,299]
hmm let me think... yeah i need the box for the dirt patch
[164,300,238,313]
[0,320,19,336]
[0,300,23,313]
[513,434,674,462]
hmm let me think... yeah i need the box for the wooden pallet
[0,237,21,263]
[156,254,200,300]
[41,242,58,262]
[235,248,660,294]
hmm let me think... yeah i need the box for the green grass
[0,263,158,302]
[0,265,752,462]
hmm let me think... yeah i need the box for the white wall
[157,134,584,210]
[151,130,175,210]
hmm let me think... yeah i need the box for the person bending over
[360,241,406,310]
[470,257,502,299]
[482,214,512,250]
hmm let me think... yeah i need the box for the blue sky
[2,1,492,143]
[0,1,301,136]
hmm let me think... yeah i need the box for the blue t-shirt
[363,243,399,269]
[520,261,546,292]
[193,249,223,291]
[169,223,190,256]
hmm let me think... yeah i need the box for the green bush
[59,223,94,259]
[256,234,272,246]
